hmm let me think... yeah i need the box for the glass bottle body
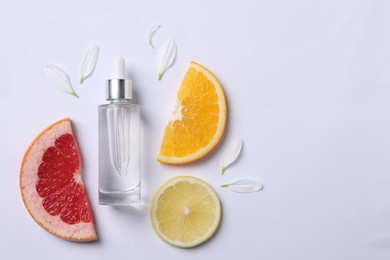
[98,100,140,205]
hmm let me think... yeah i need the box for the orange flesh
[158,62,226,164]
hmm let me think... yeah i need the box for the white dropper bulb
[106,56,132,100]
[112,56,126,79]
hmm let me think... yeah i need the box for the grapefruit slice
[20,118,97,241]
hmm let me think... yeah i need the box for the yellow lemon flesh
[150,176,222,248]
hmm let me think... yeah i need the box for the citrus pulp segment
[20,118,97,241]
[157,61,227,164]
[150,176,221,248]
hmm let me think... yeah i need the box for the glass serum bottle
[98,57,141,205]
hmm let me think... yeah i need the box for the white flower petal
[221,138,243,174]
[45,64,78,98]
[221,179,263,193]
[147,24,161,49]
[156,38,177,80]
[80,44,99,84]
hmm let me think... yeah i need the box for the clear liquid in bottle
[98,57,141,205]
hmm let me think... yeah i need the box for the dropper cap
[106,56,132,100]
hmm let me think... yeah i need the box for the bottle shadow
[112,202,149,220]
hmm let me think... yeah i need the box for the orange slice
[20,118,97,241]
[157,62,227,164]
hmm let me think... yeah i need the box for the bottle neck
[108,99,131,104]
[106,79,132,100]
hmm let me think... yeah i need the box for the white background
[2,0,390,259]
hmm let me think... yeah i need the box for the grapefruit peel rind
[20,118,97,242]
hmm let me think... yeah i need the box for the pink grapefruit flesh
[20,118,97,241]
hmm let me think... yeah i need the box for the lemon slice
[150,176,222,248]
